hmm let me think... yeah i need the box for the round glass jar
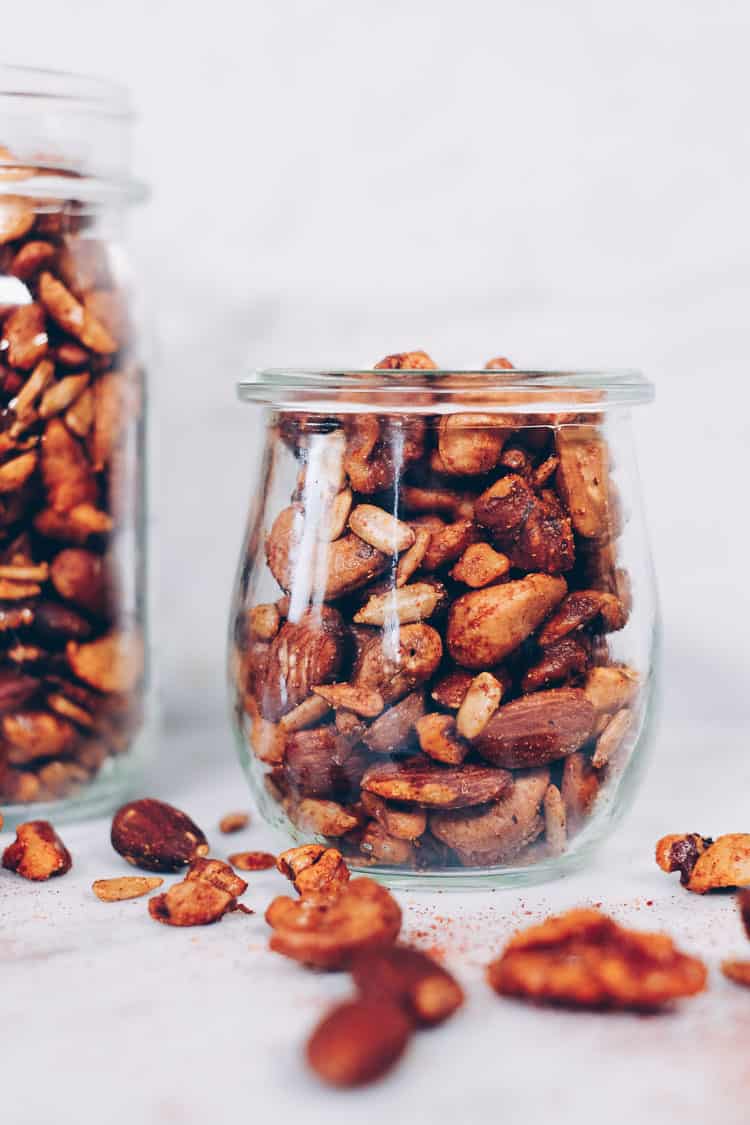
[0,67,151,825]
[229,355,656,887]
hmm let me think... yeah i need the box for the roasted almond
[111,798,209,872]
[474,688,596,769]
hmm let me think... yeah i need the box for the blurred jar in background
[0,66,152,825]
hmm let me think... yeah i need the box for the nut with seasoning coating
[2,819,72,880]
[655,833,750,893]
[351,944,464,1026]
[266,876,402,969]
[111,798,208,872]
[306,999,413,1088]
[487,908,707,1009]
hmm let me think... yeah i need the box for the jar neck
[0,65,145,205]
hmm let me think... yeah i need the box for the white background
[3,7,750,1125]
[8,0,750,728]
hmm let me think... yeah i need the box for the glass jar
[0,67,151,825]
[229,356,656,887]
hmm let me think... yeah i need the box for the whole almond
[307,999,412,1087]
[111,798,209,872]
[474,688,596,768]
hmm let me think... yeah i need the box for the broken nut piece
[92,875,164,901]
[655,833,750,894]
[2,819,72,880]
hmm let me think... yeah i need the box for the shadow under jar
[229,358,657,888]
[0,67,151,825]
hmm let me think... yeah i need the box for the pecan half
[521,635,590,693]
[487,908,707,1009]
[3,820,72,880]
[475,474,575,574]
[111,798,209,872]
[266,876,402,969]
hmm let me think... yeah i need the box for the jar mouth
[0,63,147,205]
[238,368,654,414]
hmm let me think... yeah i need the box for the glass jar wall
[229,357,657,887]
[0,67,151,824]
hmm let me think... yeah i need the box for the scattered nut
[277,844,350,897]
[111,798,209,872]
[266,876,402,969]
[219,811,250,834]
[487,908,707,1009]
[229,850,277,871]
[655,833,750,894]
[92,876,164,901]
[721,960,750,989]
[2,820,72,880]
[306,999,412,1087]
[148,880,236,927]
[351,944,464,1026]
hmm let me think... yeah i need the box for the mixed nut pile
[233,350,640,870]
[3,802,749,1089]
[0,171,145,806]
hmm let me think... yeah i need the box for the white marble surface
[3,716,748,1125]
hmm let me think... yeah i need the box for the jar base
[0,737,149,831]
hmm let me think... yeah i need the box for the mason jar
[0,66,151,824]
[229,353,657,887]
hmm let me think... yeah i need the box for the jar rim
[0,63,147,205]
[238,367,654,413]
